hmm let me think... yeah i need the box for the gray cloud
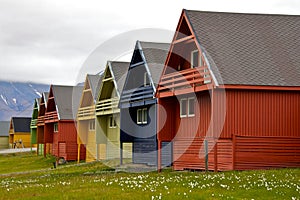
[0,0,298,85]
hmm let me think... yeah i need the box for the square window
[188,98,195,117]
[180,99,187,118]
[54,123,58,132]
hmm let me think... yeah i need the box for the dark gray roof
[139,41,170,87]
[0,121,10,137]
[109,61,130,94]
[87,74,103,101]
[185,10,300,86]
[52,85,83,120]
[11,117,31,133]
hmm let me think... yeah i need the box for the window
[191,50,205,68]
[137,108,147,124]
[89,120,95,130]
[180,98,195,118]
[191,50,198,68]
[188,97,195,117]
[180,99,187,117]
[144,72,150,86]
[54,123,58,132]
[109,116,116,128]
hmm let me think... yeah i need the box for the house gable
[120,41,169,108]
[80,75,94,108]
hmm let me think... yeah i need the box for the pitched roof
[139,41,170,87]
[109,61,130,95]
[185,10,300,86]
[43,92,49,105]
[0,121,10,137]
[51,85,83,120]
[87,74,103,101]
[11,117,31,133]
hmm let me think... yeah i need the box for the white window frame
[137,108,148,124]
[180,98,187,118]
[109,116,116,128]
[54,123,58,132]
[188,97,195,117]
[144,72,150,87]
[89,120,95,131]
[191,50,198,68]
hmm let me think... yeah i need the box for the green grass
[0,152,299,199]
[0,152,56,174]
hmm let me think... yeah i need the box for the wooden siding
[106,114,120,159]
[234,135,300,170]
[173,138,233,171]
[44,121,82,160]
[9,133,31,148]
[86,129,97,162]
[221,89,300,138]
[30,128,37,147]
[0,137,9,149]
[133,138,157,166]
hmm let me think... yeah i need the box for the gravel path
[0,148,36,154]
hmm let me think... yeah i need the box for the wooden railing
[37,116,45,126]
[120,86,153,105]
[44,111,58,122]
[30,119,38,128]
[157,67,211,94]
[96,97,119,115]
[77,105,95,119]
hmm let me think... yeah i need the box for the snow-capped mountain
[0,81,49,121]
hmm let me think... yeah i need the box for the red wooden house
[157,10,300,171]
[44,85,84,161]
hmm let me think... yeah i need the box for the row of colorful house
[4,9,300,171]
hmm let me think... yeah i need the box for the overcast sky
[0,0,299,85]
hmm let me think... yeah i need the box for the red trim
[220,85,300,91]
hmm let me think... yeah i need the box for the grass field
[0,152,299,199]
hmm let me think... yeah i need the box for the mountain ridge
[0,81,50,121]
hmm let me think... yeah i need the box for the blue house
[119,41,172,167]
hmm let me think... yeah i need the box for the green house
[30,98,40,152]
[95,61,132,160]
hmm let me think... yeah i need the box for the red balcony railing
[157,67,211,94]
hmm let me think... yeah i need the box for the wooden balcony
[37,116,45,126]
[120,86,155,108]
[44,111,58,122]
[30,119,38,128]
[77,105,95,120]
[157,67,212,97]
[96,97,119,115]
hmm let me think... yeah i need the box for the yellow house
[77,74,103,162]
[9,117,33,148]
